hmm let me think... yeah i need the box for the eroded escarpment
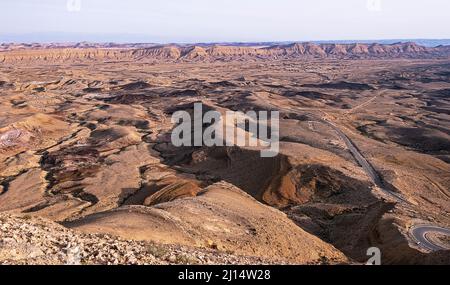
[1,42,450,64]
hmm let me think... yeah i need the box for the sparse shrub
[175,254,199,265]
[146,244,169,258]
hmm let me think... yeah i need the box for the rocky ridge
[0,213,289,265]
[1,42,449,63]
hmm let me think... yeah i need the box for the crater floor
[1,56,449,264]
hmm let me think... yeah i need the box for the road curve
[318,118,449,252]
[316,118,450,252]
[411,225,450,252]
[256,93,450,253]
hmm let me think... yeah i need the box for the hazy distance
[1,0,450,43]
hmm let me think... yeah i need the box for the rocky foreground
[0,213,290,265]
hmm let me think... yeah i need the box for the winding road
[410,225,450,252]
[318,117,408,204]
[315,116,450,252]
[252,91,450,252]
[319,117,450,252]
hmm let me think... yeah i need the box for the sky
[1,0,450,43]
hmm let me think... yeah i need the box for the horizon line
[2,38,450,46]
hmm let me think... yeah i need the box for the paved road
[252,92,450,252]
[315,117,450,252]
[317,117,408,203]
[411,225,450,251]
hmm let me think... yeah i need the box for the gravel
[0,213,284,265]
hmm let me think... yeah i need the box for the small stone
[168,255,177,263]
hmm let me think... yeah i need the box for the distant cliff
[1,42,449,63]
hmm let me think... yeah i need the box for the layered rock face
[1,42,448,63]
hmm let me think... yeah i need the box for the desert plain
[0,42,449,264]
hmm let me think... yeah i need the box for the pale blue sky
[1,0,450,43]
